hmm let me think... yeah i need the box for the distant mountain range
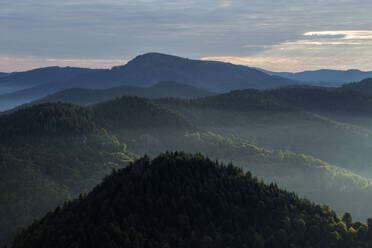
[0,53,296,111]
[0,66,92,94]
[257,68,372,85]
[12,77,372,113]
[2,52,372,112]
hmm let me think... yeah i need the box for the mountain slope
[155,90,372,175]
[11,152,372,248]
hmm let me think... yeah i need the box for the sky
[1,0,372,72]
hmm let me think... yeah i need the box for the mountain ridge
[0,52,297,111]
[256,68,372,85]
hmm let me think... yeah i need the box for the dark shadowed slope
[11,152,372,248]
[341,78,372,92]
[258,68,372,85]
[0,53,296,111]
[26,81,215,106]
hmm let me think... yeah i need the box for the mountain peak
[111,52,295,92]
[128,52,191,65]
[112,53,187,70]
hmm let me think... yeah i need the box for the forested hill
[11,152,372,248]
[93,96,193,131]
[0,103,135,244]
[0,103,96,140]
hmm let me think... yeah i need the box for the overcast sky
[1,0,372,72]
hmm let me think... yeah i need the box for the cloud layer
[202,29,372,72]
[2,0,372,71]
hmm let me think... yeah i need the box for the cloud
[219,1,232,8]
[202,29,372,72]
[200,56,372,72]
[3,1,372,71]
[304,30,372,40]
[201,30,372,72]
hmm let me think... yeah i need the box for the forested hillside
[156,89,372,175]
[4,94,372,245]
[88,96,372,221]
[0,103,135,244]
[11,152,372,248]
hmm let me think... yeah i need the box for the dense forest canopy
[11,152,372,248]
